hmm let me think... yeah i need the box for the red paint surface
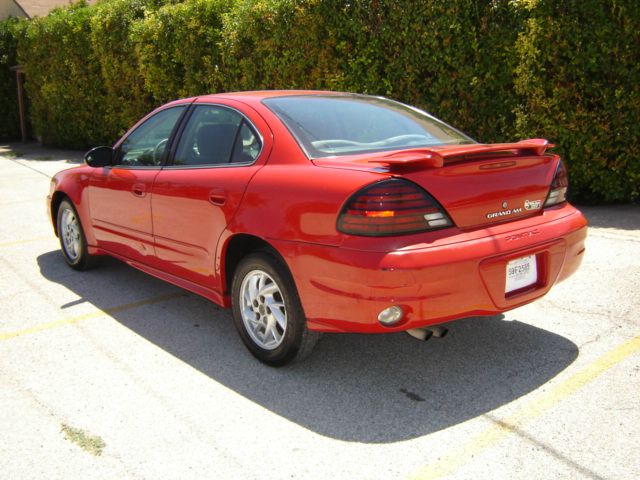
[49,91,587,333]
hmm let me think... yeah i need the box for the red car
[48,91,587,365]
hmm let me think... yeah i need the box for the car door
[88,105,187,263]
[151,102,270,294]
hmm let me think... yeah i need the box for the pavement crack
[578,334,602,350]
[484,414,609,480]
[8,158,53,178]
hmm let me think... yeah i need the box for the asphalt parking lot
[1,143,639,480]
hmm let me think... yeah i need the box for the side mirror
[84,146,114,167]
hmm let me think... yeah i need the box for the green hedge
[221,0,520,143]
[221,0,346,92]
[513,0,640,203]
[134,0,232,102]
[0,17,21,140]
[3,0,639,202]
[90,0,157,140]
[18,2,105,147]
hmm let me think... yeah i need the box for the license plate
[505,255,537,293]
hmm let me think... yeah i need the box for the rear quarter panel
[229,164,385,246]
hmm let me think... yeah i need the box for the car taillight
[337,178,453,236]
[544,160,568,207]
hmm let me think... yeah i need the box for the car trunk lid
[313,139,557,229]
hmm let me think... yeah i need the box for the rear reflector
[337,178,453,236]
[544,160,568,207]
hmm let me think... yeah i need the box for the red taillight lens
[544,160,568,207]
[337,179,453,236]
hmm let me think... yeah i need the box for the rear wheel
[56,199,96,270]
[231,252,319,366]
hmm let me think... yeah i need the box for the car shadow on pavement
[38,250,578,444]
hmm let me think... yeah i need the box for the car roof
[198,90,341,101]
[163,90,372,110]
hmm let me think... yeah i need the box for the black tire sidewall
[231,252,306,366]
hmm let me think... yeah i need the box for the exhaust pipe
[427,326,448,338]
[406,328,433,341]
[406,326,449,341]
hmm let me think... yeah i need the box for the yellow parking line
[0,236,52,248]
[408,335,640,480]
[0,292,185,341]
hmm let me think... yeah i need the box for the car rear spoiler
[367,138,554,169]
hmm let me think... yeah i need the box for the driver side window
[117,106,186,167]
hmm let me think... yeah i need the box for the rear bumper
[273,204,587,333]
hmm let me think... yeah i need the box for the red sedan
[47,91,587,365]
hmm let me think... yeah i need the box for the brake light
[337,179,453,236]
[544,160,568,207]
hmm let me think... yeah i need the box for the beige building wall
[16,0,74,18]
[1,1,97,20]
[0,0,28,19]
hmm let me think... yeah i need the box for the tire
[231,252,320,366]
[56,199,97,271]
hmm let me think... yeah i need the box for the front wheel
[231,252,319,366]
[56,199,96,271]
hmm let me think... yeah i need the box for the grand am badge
[487,199,542,218]
[524,199,542,210]
[486,207,522,219]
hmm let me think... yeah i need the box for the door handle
[132,183,146,197]
[209,188,226,206]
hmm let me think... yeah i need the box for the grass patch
[35,155,54,161]
[4,151,21,158]
[61,423,106,456]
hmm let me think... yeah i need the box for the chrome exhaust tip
[406,326,449,341]
[427,326,448,338]
[406,328,433,341]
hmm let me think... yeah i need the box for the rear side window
[263,95,474,158]
[173,105,262,166]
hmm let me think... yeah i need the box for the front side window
[117,106,186,167]
[173,105,262,166]
[263,95,475,158]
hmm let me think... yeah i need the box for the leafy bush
[0,17,22,140]
[134,0,233,102]
[90,0,157,140]
[222,0,520,143]
[10,0,640,201]
[221,0,346,92]
[514,0,640,203]
[321,1,521,142]
[18,2,105,147]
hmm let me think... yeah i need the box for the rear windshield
[263,95,475,158]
